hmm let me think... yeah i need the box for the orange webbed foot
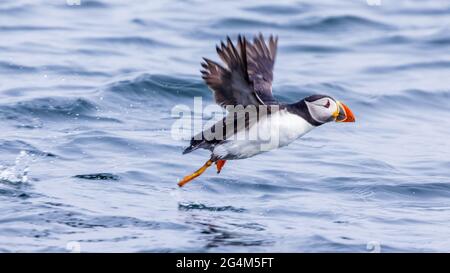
[215,160,226,174]
[178,160,213,187]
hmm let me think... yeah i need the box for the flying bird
[178,34,355,187]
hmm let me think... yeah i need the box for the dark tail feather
[182,145,196,154]
[183,137,205,154]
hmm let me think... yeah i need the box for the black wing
[185,35,279,155]
[201,34,279,107]
[246,33,278,105]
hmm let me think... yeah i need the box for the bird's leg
[178,159,213,187]
[215,160,226,174]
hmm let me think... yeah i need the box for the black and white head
[304,94,355,124]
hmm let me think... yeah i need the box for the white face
[305,97,338,123]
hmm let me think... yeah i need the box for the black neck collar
[285,100,323,127]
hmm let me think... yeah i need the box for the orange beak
[334,101,355,122]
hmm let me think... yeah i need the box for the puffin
[178,34,355,187]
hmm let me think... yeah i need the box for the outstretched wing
[201,34,278,107]
[246,34,278,105]
[185,35,279,155]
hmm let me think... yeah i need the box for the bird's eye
[324,100,330,108]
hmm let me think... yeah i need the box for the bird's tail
[182,145,196,154]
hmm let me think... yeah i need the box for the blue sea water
[0,0,449,252]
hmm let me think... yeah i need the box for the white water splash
[0,151,34,184]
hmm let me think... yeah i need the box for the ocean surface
[0,0,449,252]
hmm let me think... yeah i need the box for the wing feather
[246,34,278,105]
[186,34,280,154]
[201,34,279,107]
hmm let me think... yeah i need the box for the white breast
[213,109,315,160]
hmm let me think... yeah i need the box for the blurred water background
[0,0,449,252]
